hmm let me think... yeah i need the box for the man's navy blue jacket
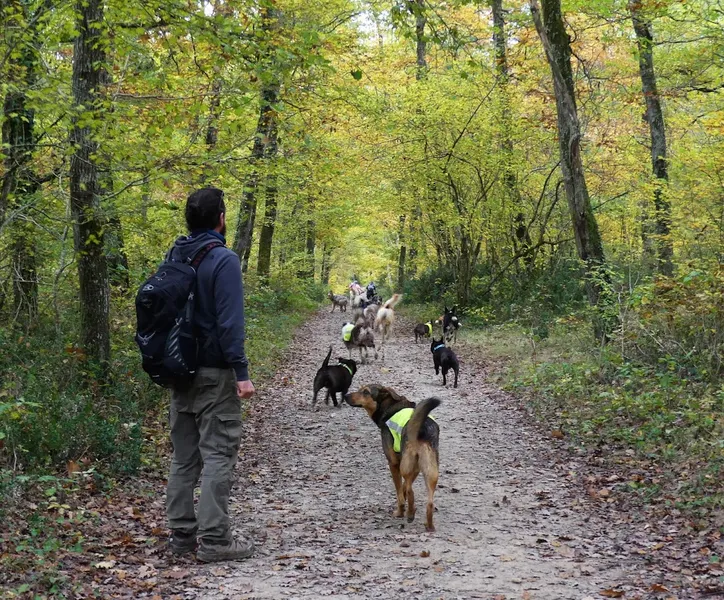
[168,230,249,381]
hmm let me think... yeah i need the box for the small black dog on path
[312,346,357,407]
[431,337,459,388]
[414,321,434,343]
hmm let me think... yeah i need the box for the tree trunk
[298,217,315,280]
[202,78,223,184]
[396,0,427,289]
[233,6,281,271]
[105,210,130,290]
[140,173,150,225]
[492,0,532,266]
[530,0,613,340]
[69,0,111,366]
[11,214,38,328]
[321,244,331,285]
[256,173,278,279]
[397,215,407,290]
[99,170,130,290]
[629,0,674,277]
[1,0,41,328]
[408,0,427,79]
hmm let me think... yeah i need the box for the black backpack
[134,241,223,388]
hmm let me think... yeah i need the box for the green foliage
[243,275,321,380]
[623,266,723,382]
[0,275,319,480]
[406,256,586,329]
[0,322,160,474]
[481,274,724,507]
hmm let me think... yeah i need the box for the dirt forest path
[195,307,633,600]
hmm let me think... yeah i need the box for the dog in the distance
[327,291,348,313]
[342,320,378,363]
[352,300,378,327]
[431,337,459,388]
[442,306,461,344]
[345,385,441,532]
[312,346,357,408]
[374,293,402,345]
[363,303,379,327]
[413,320,434,343]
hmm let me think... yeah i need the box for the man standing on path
[165,187,256,562]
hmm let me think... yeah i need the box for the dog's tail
[383,293,403,309]
[322,345,332,368]
[406,397,441,441]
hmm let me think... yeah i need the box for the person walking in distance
[166,187,255,562]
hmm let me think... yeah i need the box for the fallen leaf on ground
[164,568,190,579]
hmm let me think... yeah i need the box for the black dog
[414,321,434,343]
[313,346,357,407]
[442,306,461,344]
[431,337,459,388]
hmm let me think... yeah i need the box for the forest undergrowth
[0,277,322,598]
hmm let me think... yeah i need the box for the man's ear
[219,212,226,230]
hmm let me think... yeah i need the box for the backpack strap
[189,241,224,269]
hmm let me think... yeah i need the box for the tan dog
[345,385,441,531]
[374,293,402,345]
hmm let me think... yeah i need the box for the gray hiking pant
[166,367,241,543]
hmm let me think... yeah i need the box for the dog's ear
[377,386,406,405]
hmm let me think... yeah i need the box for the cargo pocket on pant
[216,414,242,456]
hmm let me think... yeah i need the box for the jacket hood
[170,231,225,263]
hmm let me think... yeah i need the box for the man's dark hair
[185,187,225,231]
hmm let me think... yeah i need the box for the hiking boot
[168,529,197,556]
[196,536,254,563]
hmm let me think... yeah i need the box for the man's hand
[236,379,255,399]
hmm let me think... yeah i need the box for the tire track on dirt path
[196,308,630,600]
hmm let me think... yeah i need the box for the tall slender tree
[1,0,44,328]
[530,0,612,339]
[628,0,673,276]
[491,0,532,265]
[398,0,427,291]
[69,0,111,365]
[233,5,281,272]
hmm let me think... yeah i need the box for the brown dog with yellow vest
[345,385,441,532]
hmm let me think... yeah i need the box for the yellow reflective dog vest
[425,322,433,336]
[342,323,355,342]
[385,408,436,453]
